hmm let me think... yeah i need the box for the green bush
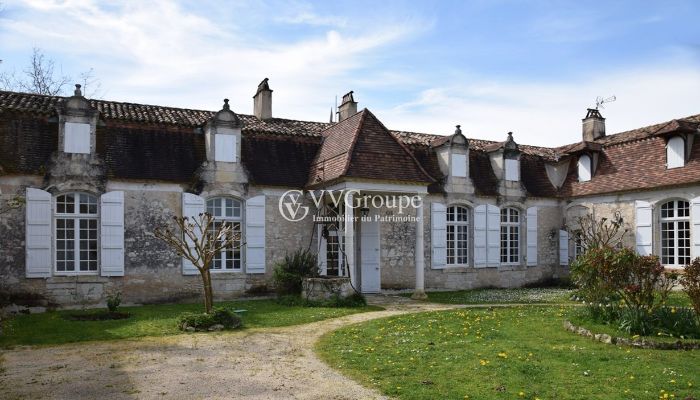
[681,258,700,318]
[272,249,319,295]
[106,291,121,313]
[652,306,700,339]
[178,307,242,331]
[570,246,622,304]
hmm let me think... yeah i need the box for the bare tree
[568,212,628,251]
[154,213,241,313]
[1,48,102,97]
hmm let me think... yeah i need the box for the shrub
[178,307,242,331]
[652,306,700,339]
[272,249,319,295]
[681,258,700,317]
[570,246,621,304]
[106,291,122,313]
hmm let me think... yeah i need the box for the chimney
[338,91,357,121]
[582,108,605,141]
[253,78,272,120]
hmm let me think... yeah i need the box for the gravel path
[0,296,459,400]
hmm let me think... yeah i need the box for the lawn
[317,306,699,400]
[0,299,381,347]
[411,288,575,305]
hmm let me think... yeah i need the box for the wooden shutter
[451,154,467,177]
[317,225,327,275]
[559,230,569,266]
[182,192,204,275]
[692,197,700,259]
[25,188,52,278]
[215,134,236,162]
[635,200,653,256]
[578,155,592,182]
[431,202,447,269]
[100,191,125,277]
[526,207,538,266]
[64,122,91,154]
[245,195,266,274]
[667,136,685,169]
[486,205,501,266]
[474,205,487,267]
[505,159,519,181]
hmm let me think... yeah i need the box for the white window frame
[207,197,244,272]
[577,154,592,182]
[64,122,91,154]
[573,231,585,259]
[446,205,470,266]
[500,207,520,264]
[667,136,685,169]
[214,134,237,162]
[504,158,519,181]
[54,192,99,275]
[660,200,691,267]
[451,153,467,177]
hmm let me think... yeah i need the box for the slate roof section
[308,109,435,186]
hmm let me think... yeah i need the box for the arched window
[667,136,685,169]
[55,193,98,274]
[660,200,690,266]
[578,154,592,182]
[446,205,469,265]
[500,207,520,264]
[207,197,243,271]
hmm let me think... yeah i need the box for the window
[325,227,341,276]
[215,134,237,162]
[660,200,690,267]
[500,207,520,264]
[55,193,98,274]
[446,205,469,265]
[64,122,91,154]
[504,159,519,181]
[573,231,585,259]
[207,197,243,271]
[578,154,592,182]
[451,154,467,177]
[667,136,685,169]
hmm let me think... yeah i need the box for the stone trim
[563,320,700,350]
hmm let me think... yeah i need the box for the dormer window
[577,154,592,182]
[215,132,237,162]
[667,136,685,169]
[451,153,467,177]
[64,122,91,154]
[504,158,519,181]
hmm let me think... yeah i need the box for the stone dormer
[485,132,524,198]
[435,125,474,194]
[198,99,247,188]
[57,84,98,155]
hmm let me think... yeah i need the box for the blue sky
[1,0,699,146]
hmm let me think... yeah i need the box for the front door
[360,208,380,293]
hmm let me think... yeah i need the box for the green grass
[0,299,380,347]
[664,291,694,307]
[410,288,575,305]
[317,306,700,400]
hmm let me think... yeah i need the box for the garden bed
[64,311,131,321]
[563,320,700,350]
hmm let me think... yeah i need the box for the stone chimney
[338,91,357,122]
[582,108,605,141]
[253,78,272,120]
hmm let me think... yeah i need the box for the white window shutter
[431,202,447,268]
[635,200,653,256]
[505,159,519,181]
[182,192,205,275]
[691,197,700,259]
[486,204,501,266]
[245,195,266,274]
[578,155,592,182]
[451,154,467,177]
[559,230,569,266]
[667,136,685,169]
[474,205,487,267]
[526,207,538,266]
[100,191,125,277]
[25,188,52,278]
[64,122,91,154]
[215,134,236,162]
[318,225,327,275]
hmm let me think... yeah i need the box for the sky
[1,0,699,146]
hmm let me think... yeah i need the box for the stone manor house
[1,79,699,305]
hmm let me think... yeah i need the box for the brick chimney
[582,108,605,141]
[253,78,272,120]
[338,91,357,121]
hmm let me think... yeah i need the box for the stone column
[344,191,356,288]
[412,196,427,300]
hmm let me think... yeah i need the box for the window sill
[53,272,99,276]
[210,269,243,274]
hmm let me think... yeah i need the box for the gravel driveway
[0,296,457,400]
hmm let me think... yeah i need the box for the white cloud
[378,64,700,146]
